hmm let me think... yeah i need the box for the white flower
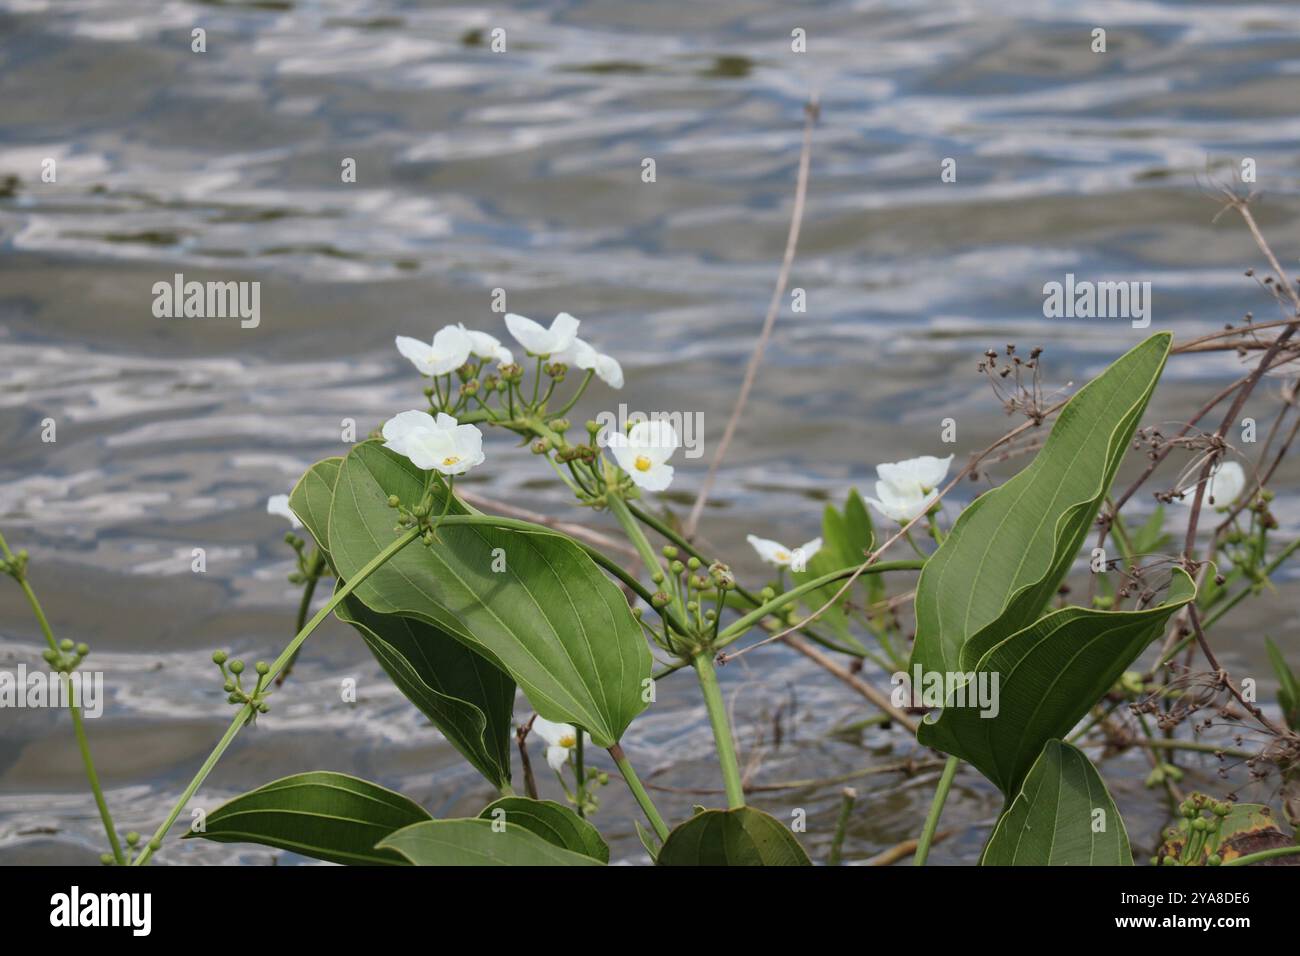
[1177,460,1246,510]
[382,410,485,476]
[865,454,951,524]
[266,494,302,529]
[877,455,952,494]
[555,336,623,389]
[458,324,513,366]
[866,479,936,524]
[504,311,579,357]
[747,534,822,569]
[532,716,588,772]
[395,325,473,377]
[607,420,679,491]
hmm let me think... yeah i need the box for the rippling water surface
[2,0,1299,864]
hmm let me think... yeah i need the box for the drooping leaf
[919,567,1195,794]
[982,740,1132,866]
[912,333,1173,677]
[183,771,431,865]
[1266,637,1299,731]
[378,819,603,866]
[328,441,650,747]
[477,797,608,862]
[291,456,515,789]
[336,589,513,789]
[656,807,811,866]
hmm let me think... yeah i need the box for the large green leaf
[291,457,515,789]
[912,333,1173,676]
[477,796,609,862]
[920,567,1195,794]
[378,819,603,866]
[1266,637,1299,731]
[183,771,431,865]
[982,740,1132,866]
[336,590,514,789]
[328,441,650,747]
[656,807,811,866]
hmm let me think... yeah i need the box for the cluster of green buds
[43,638,90,674]
[642,546,736,658]
[574,765,610,817]
[386,481,456,547]
[100,830,160,866]
[283,531,326,585]
[1153,793,1234,865]
[212,650,273,718]
[0,547,28,582]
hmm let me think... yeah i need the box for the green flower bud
[148,838,162,851]
[670,560,685,575]
[212,650,228,665]
[100,853,114,866]
[75,643,89,657]
[687,556,701,570]
[42,649,58,664]
[761,586,776,601]
[229,659,245,675]
[126,831,140,846]
[651,570,665,584]
[651,592,670,608]
[662,546,679,560]
[1191,817,1207,832]
[223,681,235,693]
[60,638,74,651]
[387,495,401,508]
[255,661,270,676]
[258,701,271,713]
[227,693,242,704]
[1207,854,1222,866]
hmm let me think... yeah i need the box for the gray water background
[1,0,1299,864]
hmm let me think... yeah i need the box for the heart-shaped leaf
[478,796,608,862]
[918,567,1196,795]
[183,771,431,865]
[912,333,1173,677]
[291,457,515,788]
[328,442,650,747]
[982,740,1132,866]
[656,807,811,866]
[378,818,603,866]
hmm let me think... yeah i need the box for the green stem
[133,526,422,865]
[913,755,958,866]
[608,744,670,841]
[693,652,745,809]
[0,531,125,865]
[550,369,594,418]
[1221,845,1300,866]
[276,554,325,687]
[828,787,856,866]
[574,727,585,818]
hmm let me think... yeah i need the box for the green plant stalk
[0,530,125,865]
[692,651,746,809]
[1221,845,1300,866]
[133,526,422,865]
[276,551,326,686]
[606,493,683,620]
[828,788,856,866]
[608,743,670,841]
[913,755,959,866]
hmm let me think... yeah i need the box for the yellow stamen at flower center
[634,455,652,472]
[442,455,461,467]
[774,550,790,562]
[558,734,576,748]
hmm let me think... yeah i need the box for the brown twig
[684,95,819,539]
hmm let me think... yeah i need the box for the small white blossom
[395,325,473,377]
[1177,460,1246,510]
[746,535,822,569]
[382,410,485,476]
[266,494,302,529]
[865,454,951,524]
[556,336,623,389]
[532,716,588,772]
[607,420,679,491]
[458,324,513,366]
[504,312,579,357]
